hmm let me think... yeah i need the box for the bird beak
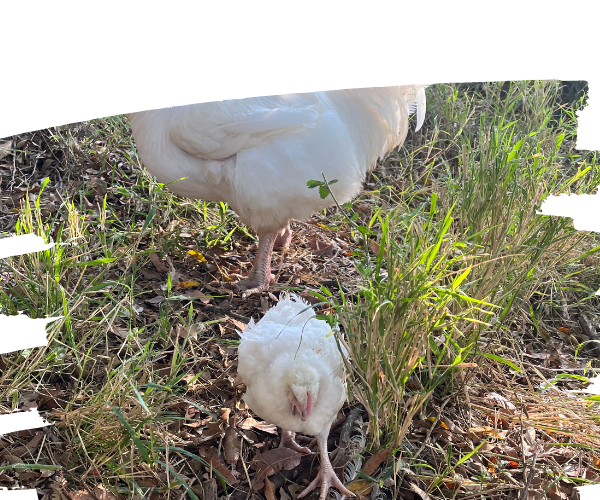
[291,393,313,421]
[303,392,313,421]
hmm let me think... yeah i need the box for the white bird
[237,293,351,500]
[128,85,427,296]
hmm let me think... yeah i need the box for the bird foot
[298,463,354,500]
[235,274,274,298]
[279,431,312,455]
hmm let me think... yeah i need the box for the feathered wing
[129,86,427,233]
[168,95,325,160]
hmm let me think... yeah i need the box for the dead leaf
[484,392,517,412]
[361,446,392,477]
[279,486,291,500]
[93,485,120,500]
[175,280,201,290]
[225,317,246,332]
[187,250,207,262]
[67,491,95,500]
[200,421,224,442]
[253,447,302,491]
[224,427,241,465]
[141,268,162,280]
[220,408,231,422]
[346,480,373,495]
[9,432,45,458]
[369,240,387,258]
[240,417,278,434]
[199,455,239,485]
[409,482,433,500]
[149,252,168,272]
[0,140,13,161]
[145,295,166,305]
[468,426,508,439]
[201,478,217,500]
[264,477,277,500]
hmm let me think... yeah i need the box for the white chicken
[237,293,351,500]
[128,85,427,296]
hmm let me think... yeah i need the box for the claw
[297,430,355,500]
[235,274,273,298]
[298,462,354,500]
[279,430,312,455]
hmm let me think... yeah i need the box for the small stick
[519,451,538,500]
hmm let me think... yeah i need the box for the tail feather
[404,84,429,132]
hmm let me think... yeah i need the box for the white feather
[128,85,427,235]
[237,293,348,437]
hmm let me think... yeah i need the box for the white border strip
[0,234,55,260]
[0,410,51,437]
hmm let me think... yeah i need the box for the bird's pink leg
[235,230,278,298]
[274,222,292,249]
[298,430,355,500]
[279,430,311,455]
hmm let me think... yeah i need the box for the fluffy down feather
[237,293,347,437]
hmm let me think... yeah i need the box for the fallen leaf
[93,485,120,500]
[427,416,450,430]
[228,316,247,331]
[409,482,433,500]
[0,140,13,161]
[175,280,201,290]
[369,240,387,258]
[253,447,302,491]
[67,492,95,500]
[264,477,277,500]
[199,421,224,442]
[201,477,218,500]
[241,417,278,434]
[187,250,207,262]
[279,486,291,500]
[224,427,241,465]
[468,426,508,439]
[220,408,231,422]
[485,392,517,412]
[145,295,166,305]
[361,446,393,477]
[199,455,239,485]
[346,480,373,495]
[149,252,169,272]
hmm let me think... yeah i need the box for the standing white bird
[237,294,351,500]
[128,85,427,296]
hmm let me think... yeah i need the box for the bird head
[286,363,320,421]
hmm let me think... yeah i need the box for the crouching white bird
[237,294,352,499]
[128,85,427,296]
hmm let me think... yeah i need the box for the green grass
[1,80,599,499]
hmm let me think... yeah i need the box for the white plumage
[128,85,427,295]
[237,294,351,499]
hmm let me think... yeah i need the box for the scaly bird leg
[235,229,278,298]
[297,430,355,500]
[273,222,292,249]
[279,430,311,455]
